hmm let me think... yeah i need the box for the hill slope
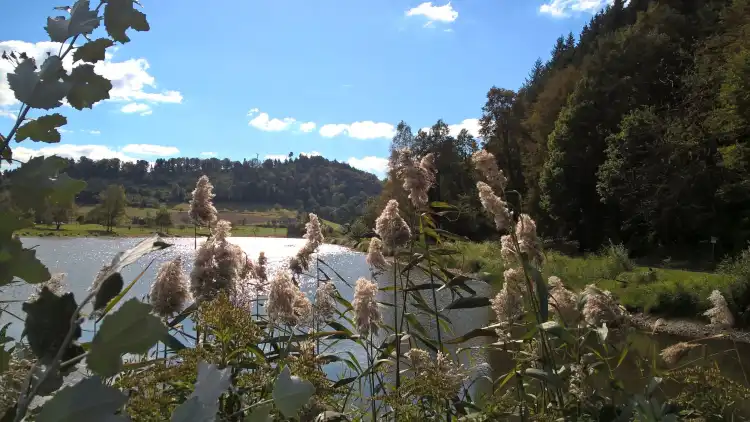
[60,155,383,223]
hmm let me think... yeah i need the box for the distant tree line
[48,154,382,224]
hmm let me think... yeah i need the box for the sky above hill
[0,0,617,178]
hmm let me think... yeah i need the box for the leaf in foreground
[443,296,490,310]
[65,64,113,110]
[22,287,83,364]
[73,38,115,63]
[36,376,128,422]
[244,402,272,422]
[272,366,316,418]
[44,0,100,42]
[7,58,69,110]
[87,298,166,376]
[0,236,50,286]
[171,361,231,422]
[15,113,68,143]
[104,0,150,43]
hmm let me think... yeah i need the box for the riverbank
[16,223,288,238]
[629,313,750,343]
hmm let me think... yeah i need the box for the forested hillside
[359,0,750,260]
[56,154,382,223]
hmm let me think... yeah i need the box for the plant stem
[392,240,401,392]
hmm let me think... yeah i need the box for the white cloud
[0,41,182,114]
[406,2,459,25]
[200,151,217,157]
[13,144,137,163]
[248,109,296,132]
[299,121,316,133]
[347,156,389,176]
[121,144,179,156]
[120,102,152,115]
[59,127,72,133]
[421,118,482,138]
[319,121,396,140]
[539,0,627,17]
[300,151,321,157]
[0,109,16,119]
[84,129,101,135]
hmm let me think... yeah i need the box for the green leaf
[22,287,83,364]
[429,201,456,209]
[96,260,154,322]
[244,402,272,422]
[539,321,576,345]
[8,156,85,211]
[403,313,430,337]
[44,0,100,42]
[87,298,167,376]
[272,366,315,418]
[523,368,562,388]
[15,113,67,143]
[104,0,150,43]
[36,376,127,422]
[65,64,112,110]
[0,236,50,286]
[0,348,10,375]
[73,38,114,63]
[529,266,549,321]
[7,58,70,110]
[403,282,442,292]
[332,376,357,388]
[443,296,490,310]
[163,333,186,351]
[446,328,499,344]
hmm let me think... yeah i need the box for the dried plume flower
[394,149,436,209]
[582,284,625,326]
[190,220,250,300]
[548,276,580,324]
[314,281,336,322]
[491,282,524,326]
[352,277,381,336]
[477,181,511,231]
[267,270,298,324]
[189,175,218,226]
[366,237,388,271]
[290,213,324,274]
[374,199,411,247]
[703,290,734,328]
[472,149,507,192]
[293,289,313,326]
[516,214,543,264]
[405,349,466,399]
[150,257,192,318]
[660,342,700,366]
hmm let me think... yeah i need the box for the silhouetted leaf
[0,237,50,286]
[163,333,186,351]
[87,298,166,376]
[36,376,127,422]
[272,366,315,418]
[15,113,67,143]
[446,328,499,344]
[8,156,86,211]
[92,272,123,314]
[65,64,112,110]
[73,38,114,63]
[529,266,548,321]
[332,376,357,388]
[22,287,81,363]
[7,58,69,109]
[403,282,442,292]
[44,0,100,42]
[104,0,150,43]
[443,296,490,310]
[524,368,562,388]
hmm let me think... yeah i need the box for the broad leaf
[36,376,127,422]
[171,362,231,422]
[0,236,50,286]
[15,113,68,143]
[92,272,124,314]
[272,366,315,418]
[244,402,272,422]
[87,298,167,376]
[104,0,150,43]
[44,0,100,42]
[65,64,112,110]
[92,235,171,291]
[73,38,114,63]
[7,58,70,110]
[22,287,83,363]
[8,156,86,211]
[443,296,490,310]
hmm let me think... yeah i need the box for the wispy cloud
[421,118,481,138]
[121,144,180,156]
[121,102,152,116]
[299,122,316,133]
[13,144,137,163]
[319,121,396,140]
[200,151,217,157]
[539,0,627,18]
[83,129,101,135]
[347,156,388,177]
[406,2,459,26]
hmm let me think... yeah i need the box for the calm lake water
[4,236,492,392]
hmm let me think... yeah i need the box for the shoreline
[628,313,750,344]
[18,231,289,239]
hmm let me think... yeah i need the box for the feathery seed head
[189,175,218,226]
[150,257,192,318]
[366,237,388,271]
[352,277,381,336]
[375,199,411,247]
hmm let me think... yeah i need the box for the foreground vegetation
[14,222,288,238]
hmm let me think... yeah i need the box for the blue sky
[1,0,615,178]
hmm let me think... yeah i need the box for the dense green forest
[355,0,750,262]
[43,154,382,223]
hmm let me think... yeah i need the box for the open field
[77,204,298,227]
